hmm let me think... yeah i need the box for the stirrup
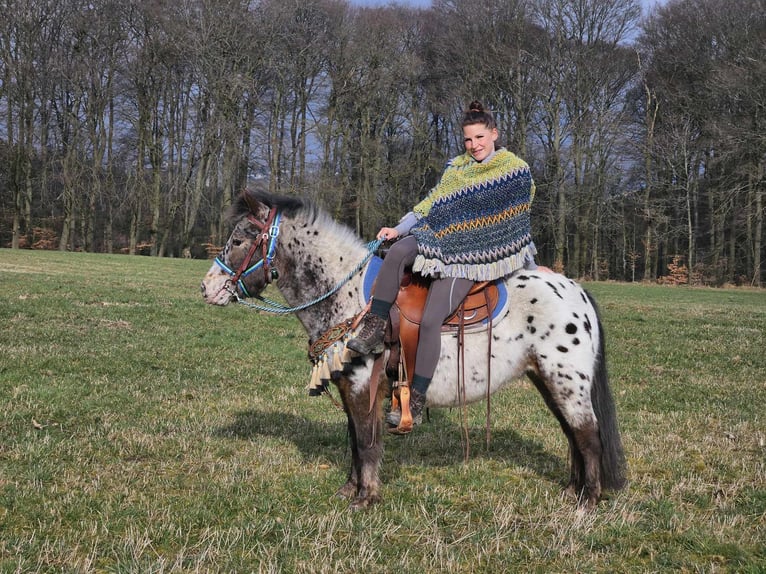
[388,382,418,434]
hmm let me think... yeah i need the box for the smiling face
[463,123,498,162]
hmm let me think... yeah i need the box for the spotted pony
[201,189,627,511]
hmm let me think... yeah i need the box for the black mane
[227,188,315,223]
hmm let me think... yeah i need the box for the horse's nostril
[200,282,206,295]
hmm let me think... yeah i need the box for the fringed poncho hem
[413,243,537,281]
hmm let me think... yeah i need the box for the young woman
[347,101,537,426]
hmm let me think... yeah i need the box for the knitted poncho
[411,148,536,281]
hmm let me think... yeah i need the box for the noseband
[214,206,281,297]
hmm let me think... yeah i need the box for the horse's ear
[242,190,273,222]
[243,191,261,215]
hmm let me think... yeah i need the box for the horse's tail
[587,291,627,491]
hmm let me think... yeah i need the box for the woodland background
[0,0,763,285]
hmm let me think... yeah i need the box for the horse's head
[200,189,303,306]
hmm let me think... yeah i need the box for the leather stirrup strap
[485,288,493,450]
[455,293,495,459]
[367,353,386,448]
[457,304,471,463]
[368,353,385,415]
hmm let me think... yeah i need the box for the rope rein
[233,238,384,314]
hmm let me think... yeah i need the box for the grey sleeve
[394,211,421,236]
[523,241,538,270]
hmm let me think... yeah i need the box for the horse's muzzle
[200,268,236,306]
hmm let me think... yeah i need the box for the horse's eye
[233,239,243,247]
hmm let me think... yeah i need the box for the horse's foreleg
[335,412,360,500]
[336,377,385,510]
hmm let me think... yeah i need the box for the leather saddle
[383,271,500,433]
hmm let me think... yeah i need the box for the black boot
[386,388,426,427]
[346,313,387,355]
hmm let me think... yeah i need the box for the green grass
[1,249,765,573]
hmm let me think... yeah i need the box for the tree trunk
[753,164,763,287]
[642,85,658,281]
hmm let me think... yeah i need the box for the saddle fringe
[309,339,354,395]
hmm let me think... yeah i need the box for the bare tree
[640,0,765,284]
[0,0,762,285]
[1,0,66,249]
[320,4,425,236]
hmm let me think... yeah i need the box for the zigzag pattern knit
[411,148,536,281]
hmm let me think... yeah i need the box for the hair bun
[461,99,496,130]
[468,100,484,113]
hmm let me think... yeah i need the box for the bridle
[214,206,281,298]
[213,200,383,314]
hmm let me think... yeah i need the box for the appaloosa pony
[201,189,626,510]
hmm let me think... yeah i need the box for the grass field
[1,248,764,573]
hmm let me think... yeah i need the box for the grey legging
[374,235,474,382]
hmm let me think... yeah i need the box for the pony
[200,189,626,511]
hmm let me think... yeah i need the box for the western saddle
[383,271,499,434]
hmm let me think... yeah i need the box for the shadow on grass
[214,408,567,487]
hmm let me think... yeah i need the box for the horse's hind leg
[527,371,602,510]
[336,377,384,510]
[566,420,602,509]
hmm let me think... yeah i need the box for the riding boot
[346,313,387,355]
[386,388,426,427]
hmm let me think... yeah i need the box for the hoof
[562,484,578,501]
[562,484,599,511]
[335,481,357,500]
[578,494,599,512]
[349,493,381,511]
